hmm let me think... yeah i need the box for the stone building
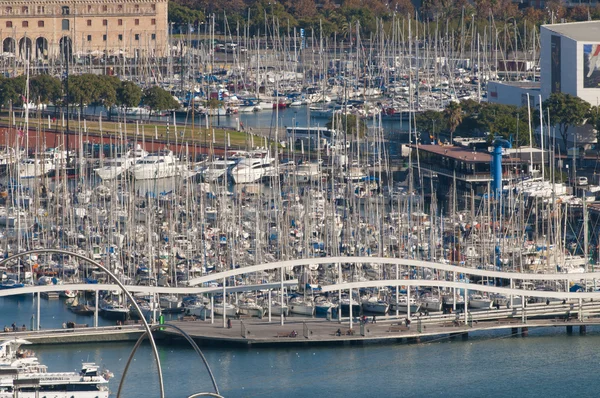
[0,0,168,61]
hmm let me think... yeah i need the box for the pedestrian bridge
[2,252,600,301]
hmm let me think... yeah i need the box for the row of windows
[5,19,156,29]
[4,4,155,15]
[86,34,156,41]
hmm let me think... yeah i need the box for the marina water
[2,296,600,397]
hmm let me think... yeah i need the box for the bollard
[580,325,587,335]
[521,327,528,337]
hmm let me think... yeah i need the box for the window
[87,19,92,26]
[118,19,122,26]
[103,34,107,41]
[37,6,45,14]
[135,34,139,41]
[62,6,70,15]
[37,20,44,27]
[5,7,12,14]
[135,5,140,12]
[117,5,123,11]
[118,34,123,41]
[102,5,108,12]
[151,33,156,40]
[5,21,12,28]
[87,35,92,42]
[102,19,107,26]
[22,21,28,28]
[22,6,28,14]
[151,18,156,25]
[87,5,92,13]
[151,4,156,11]
[135,19,139,26]
[62,19,69,31]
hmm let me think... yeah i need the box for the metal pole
[453,271,457,312]
[407,284,411,320]
[36,291,40,330]
[521,295,525,323]
[210,295,214,324]
[338,263,342,323]
[464,289,468,324]
[280,266,284,326]
[222,278,226,328]
[94,290,99,328]
[268,290,272,322]
[395,264,399,316]
[348,288,353,329]
[510,279,514,308]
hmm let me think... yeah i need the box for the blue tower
[491,138,512,198]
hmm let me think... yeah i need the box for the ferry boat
[0,339,111,398]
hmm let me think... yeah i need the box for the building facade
[540,21,600,104]
[0,0,168,61]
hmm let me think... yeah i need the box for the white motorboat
[314,297,337,315]
[361,297,389,314]
[0,339,111,398]
[18,157,55,179]
[131,150,183,180]
[268,301,289,316]
[287,162,322,183]
[237,300,264,317]
[159,295,184,313]
[390,296,420,314]
[339,297,361,315]
[95,157,136,180]
[288,298,315,316]
[419,295,443,313]
[99,301,130,321]
[199,159,236,182]
[231,154,276,184]
[211,302,238,317]
[469,294,493,309]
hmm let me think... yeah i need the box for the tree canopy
[117,81,143,110]
[142,86,181,113]
[543,93,590,149]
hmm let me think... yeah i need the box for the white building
[487,81,540,108]
[541,21,600,104]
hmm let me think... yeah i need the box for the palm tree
[444,101,463,144]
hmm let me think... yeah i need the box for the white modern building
[541,21,600,104]
[487,81,540,108]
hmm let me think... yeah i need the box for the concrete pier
[2,314,600,348]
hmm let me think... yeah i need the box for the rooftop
[542,21,600,42]
[489,81,541,89]
[412,144,492,163]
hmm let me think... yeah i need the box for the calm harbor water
[2,296,600,397]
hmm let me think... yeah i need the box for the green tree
[0,76,26,108]
[415,110,447,139]
[444,101,463,142]
[168,1,205,31]
[117,81,143,110]
[326,113,367,138]
[30,75,62,105]
[67,74,95,112]
[142,86,181,115]
[543,92,590,149]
